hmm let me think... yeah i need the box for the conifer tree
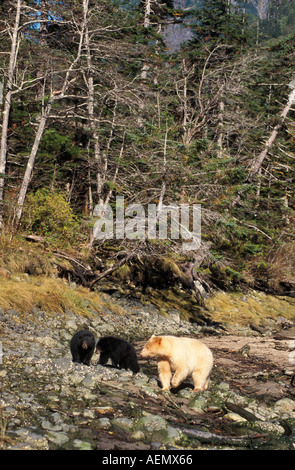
[190,0,251,47]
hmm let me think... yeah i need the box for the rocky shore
[1,291,295,450]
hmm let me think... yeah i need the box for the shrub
[22,188,79,244]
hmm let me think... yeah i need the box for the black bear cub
[96,336,140,373]
[70,329,95,366]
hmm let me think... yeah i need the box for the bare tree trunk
[177,47,224,147]
[14,96,55,223]
[248,85,295,180]
[181,60,189,145]
[143,0,151,28]
[83,0,104,205]
[87,155,93,215]
[14,7,86,226]
[157,122,168,214]
[175,60,196,147]
[217,100,224,158]
[140,0,152,79]
[0,0,22,229]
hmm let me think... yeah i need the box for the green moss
[115,264,132,282]
[206,291,295,326]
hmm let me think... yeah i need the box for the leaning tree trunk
[248,85,295,181]
[14,97,55,223]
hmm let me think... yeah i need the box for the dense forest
[0,0,294,299]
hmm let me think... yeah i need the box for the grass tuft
[206,291,295,326]
[0,276,105,318]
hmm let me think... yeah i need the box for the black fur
[96,336,140,373]
[70,329,95,365]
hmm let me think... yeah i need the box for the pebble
[111,417,134,431]
[134,414,168,433]
[223,412,247,423]
[41,420,63,432]
[47,431,70,446]
[1,296,295,451]
[130,430,145,440]
[73,439,93,450]
[95,406,115,415]
[274,398,295,416]
[189,395,207,411]
[96,418,111,430]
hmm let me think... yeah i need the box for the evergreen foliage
[0,0,294,291]
[261,0,295,39]
[189,0,252,46]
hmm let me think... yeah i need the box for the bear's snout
[140,348,148,357]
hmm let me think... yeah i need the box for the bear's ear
[155,337,162,345]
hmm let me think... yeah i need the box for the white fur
[141,335,214,392]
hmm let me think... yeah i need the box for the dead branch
[89,250,137,288]
[53,251,98,287]
[248,85,295,180]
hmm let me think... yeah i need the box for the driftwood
[224,401,258,422]
[24,234,47,243]
[56,263,98,287]
[181,427,267,447]
[249,323,266,335]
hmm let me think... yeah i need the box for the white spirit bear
[141,335,213,392]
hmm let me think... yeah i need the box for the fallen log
[24,234,47,243]
[181,427,267,447]
[224,401,259,422]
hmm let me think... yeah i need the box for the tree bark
[14,96,55,223]
[143,0,151,28]
[217,100,224,157]
[156,122,168,214]
[83,0,104,205]
[0,0,22,229]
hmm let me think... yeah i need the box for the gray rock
[41,420,63,432]
[73,439,93,450]
[111,417,134,431]
[46,431,70,446]
[134,414,167,433]
[96,418,111,430]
